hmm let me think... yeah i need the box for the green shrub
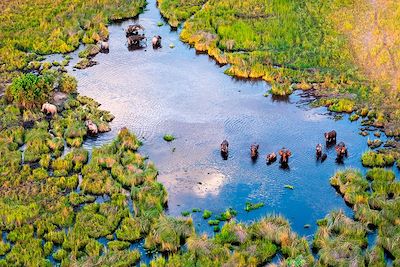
[328,99,355,113]
[6,73,53,109]
[270,82,292,96]
[59,74,77,93]
[361,151,395,167]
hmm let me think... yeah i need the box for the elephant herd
[125,24,162,49]
[220,129,348,166]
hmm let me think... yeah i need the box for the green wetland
[1,0,400,266]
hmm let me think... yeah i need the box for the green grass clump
[349,113,359,122]
[144,216,194,252]
[108,240,131,251]
[53,248,68,261]
[270,82,292,96]
[202,209,212,219]
[244,201,264,211]
[208,220,219,226]
[181,211,191,217]
[328,99,355,113]
[361,150,395,167]
[330,169,369,206]
[192,208,201,212]
[216,208,237,221]
[157,0,206,28]
[59,74,78,94]
[0,240,11,256]
[115,217,141,242]
[163,134,175,142]
[78,44,100,59]
[313,210,367,266]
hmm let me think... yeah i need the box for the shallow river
[63,0,396,237]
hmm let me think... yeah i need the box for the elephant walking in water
[324,130,337,143]
[266,152,277,164]
[220,140,229,159]
[279,148,292,165]
[335,142,348,159]
[152,35,162,48]
[250,144,259,159]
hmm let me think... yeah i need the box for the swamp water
[55,0,399,242]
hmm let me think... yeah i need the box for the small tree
[6,73,53,109]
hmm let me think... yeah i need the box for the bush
[361,151,395,167]
[6,73,53,109]
[328,99,355,113]
[59,74,77,93]
[270,82,292,96]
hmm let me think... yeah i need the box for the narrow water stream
[61,0,397,237]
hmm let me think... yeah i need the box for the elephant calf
[220,140,229,159]
[152,35,162,48]
[250,144,259,159]
[266,152,277,164]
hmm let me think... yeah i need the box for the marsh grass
[244,202,264,212]
[329,168,400,262]
[361,150,395,167]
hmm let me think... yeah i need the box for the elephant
[316,143,322,158]
[250,144,259,159]
[266,152,277,164]
[152,35,162,48]
[125,24,144,37]
[335,142,348,158]
[85,120,98,135]
[220,140,229,159]
[278,148,292,165]
[324,130,337,143]
[100,41,109,53]
[127,34,146,47]
[41,102,57,116]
